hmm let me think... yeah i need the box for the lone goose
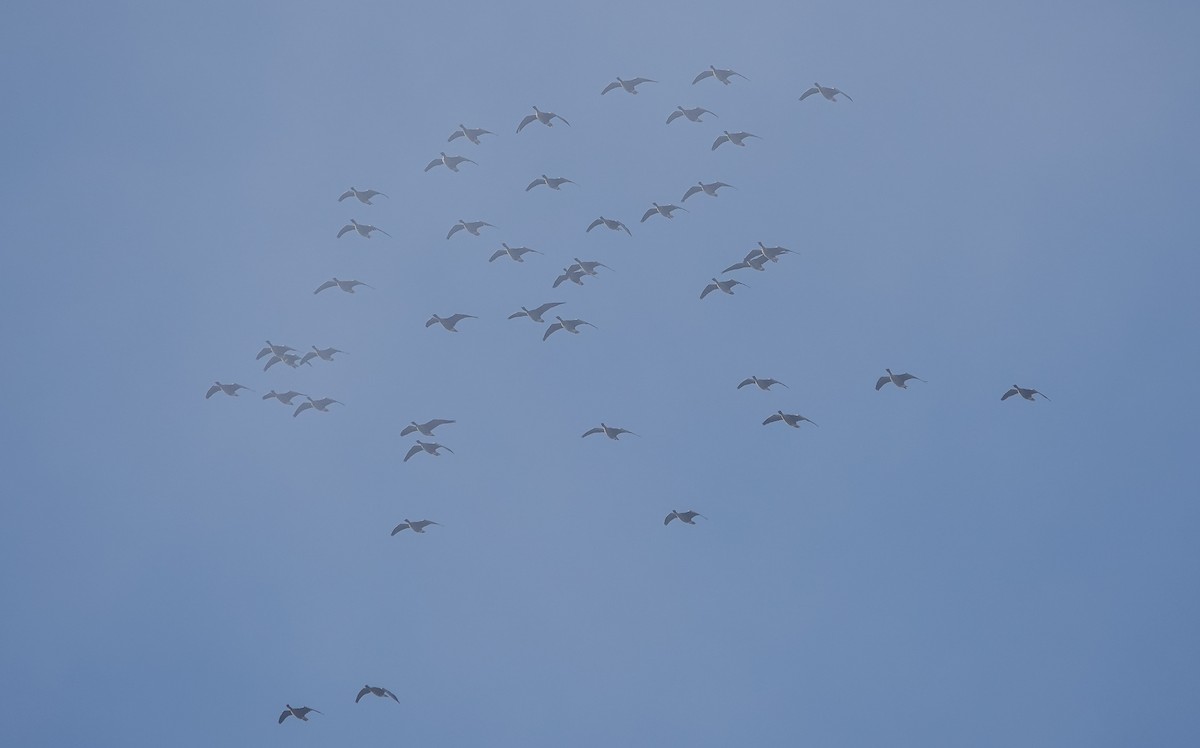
[517,106,570,133]
[490,243,542,263]
[553,266,587,288]
[424,152,477,173]
[641,202,688,222]
[571,257,612,276]
[338,187,388,205]
[601,76,656,95]
[279,705,322,724]
[447,219,496,239]
[876,369,926,391]
[206,382,252,399]
[526,174,576,191]
[700,277,747,298]
[763,410,818,428]
[403,441,453,462]
[256,341,295,360]
[682,181,735,201]
[586,216,631,235]
[448,124,493,144]
[299,346,345,365]
[799,82,852,102]
[425,313,476,332]
[693,66,748,85]
[1002,385,1050,401]
[582,423,638,440]
[262,390,307,405]
[337,219,391,239]
[357,685,400,703]
[313,277,373,294]
[712,130,760,150]
[722,253,769,273]
[664,510,706,525]
[666,106,717,124]
[509,301,565,322]
[543,316,596,341]
[402,419,455,437]
[391,518,440,534]
[738,376,788,391]
[293,396,341,417]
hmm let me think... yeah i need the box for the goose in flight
[666,106,717,124]
[693,66,748,85]
[754,242,796,262]
[582,423,637,440]
[314,277,373,294]
[262,390,308,405]
[571,257,612,276]
[403,441,453,462]
[426,313,476,332]
[509,302,565,322]
[391,518,440,534]
[279,705,322,724]
[763,410,818,428]
[799,82,852,102]
[526,174,576,191]
[338,187,387,205]
[712,130,760,150]
[1002,385,1050,401]
[447,219,496,239]
[664,510,706,526]
[738,376,788,391]
[641,202,688,222]
[337,219,391,239]
[602,76,656,95]
[544,315,596,341]
[256,341,295,360]
[490,243,543,263]
[357,685,399,703]
[263,352,309,371]
[402,418,455,437]
[553,266,587,288]
[586,216,631,235]
[206,382,252,399]
[424,151,477,173]
[876,369,926,391]
[448,124,493,144]
[721,253,769,273]
[299,346,345,365]
[700,277,748,298]
[293,396,342,417]
[517,106,570,132]
[682,181,735,201]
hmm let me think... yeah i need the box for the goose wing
[601,81,621,95]
[205,384,220,399]
[338,190,354,201]
[543,323,563,341]
[447,129,464,142]
[423,158,441,172]
[489,249,506,262]
[628,77,655,87]
[664,512,678,525]
[737,378,755,389]
[403,445,421,462]
[692,69,714,84]
[640,208,657,223]
[391,521,411,534]
[581,427,603,438]
[337,224,354,238]
[681,185,703,202]
[292,401,314,417]
[1001,387,1019,401]
[762,413,783,425]
[586,218,603,232]
[525,177,544,191]
[700,283,718,298]
[356,687,370,703]
[446,223,464,239]
[551,113,570,126]
[876,376,890,391]
[711,135,728,150]
[799,86,820,101]
[401,424,418,436]
[516,113,537,133]
[666,109,683,124]
[279,710,292,724]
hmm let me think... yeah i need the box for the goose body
[693,66,748,85]
[357,685,400,703]
[337,219,391,239]
[447,220,496,239]
[517,106,570,132]
[582,423,637,440]
[543,315,596,341]
[509,302,565,322]
[293,396,341,417]
[403,441,453,462]
[338,187,388,204]
[426,313,476,332]
[586,216,631,235]
[700,277,747,298]
[641,202,688,222]
[602,76,656,95]
[682,181,734,201]
[799,82,852,102]
[206,382,252,399]
[666,106,717,124]
[401,419,455,437]
[424,151,477,173]
[712,130,760,150]
[279,705,322,724]
[313,277,373,294]
[391,518,440,534]
[738,376,787,391]
[1002,384,1050,401]
[664,510,706,525]
[490,243,542,263]
[876,369,926,391]
[763,410,818,428]
[448,124,494,144]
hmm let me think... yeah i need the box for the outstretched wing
[448,129,464,142]
[552,114,570,126]
[401,424,417,436]
[838,90,853,101]
[516,114,536,133]
[737,378,755,389]
[507,310,527,319]
[446,224,463,239]
[279,710,291,724]
[532,302,564,316]
[692,70,714,84]
[356,687,370,703]
[403,445,421,462]
[799,86,819,101]
[601,81,620,95]
[681,185,703,202]
[876,376,890,391]
[489,249,505,262]
[424,158,442,172]
[391,521,411,534]
[618,222,631,235]
[581,427,603,438]
[763,413,783,425]
[1001,388,1018,401]
[525,178,543,191]
[313,280,336,295]
[664,512,678,525]
[628,77,655,87]
[640,208,656,223]
[337,224,354,238]
[385,689,399,702]
[700,283,718,299]
[665,110,683,124]
[338,190,353,201]
[293,401,313,418]
[711,135,727,151]
[586,218,603,232]
[205,384,220,399]
[543,323,562,341]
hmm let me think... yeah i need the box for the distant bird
[712,130,760,150]
[721,254,769,273]
[693,66,748,85]
[425,313,476,332]
[448,124,494,144]
[424,151,477,173]
[263,352,308,371]
[509,302,565,322]
[279,705,322,724]
[553,266,587,288]
[582,423,637,440]
[262,390,307,405]
[357,685,399,704]
[586,216,631,235]
[403,441,453,462]
[314,277,372,295]
[293,396,341,417]
[571,257,612,276]
[876,369,926,391]
[738,376,788,391]
[447,219,495,239]
[299,346,345,365]
[391,518,440,534]
[543,315,596,341]
[641,202,688,222]
[763,410,818,428]
[490,243,543,263]
[206,382,252,399]
[256,341,295,360]
[666,106,717,124]
[664,510,706,526]
[517,106,570,133]
[754,242,796,262]
[338,187,387,205]
[682,181,735,201]
[526,174,576,191]
[1002,385,1050,402]
[402,419,455,437]
[799,82,852,102]
[601,76,656,95]
[337,219,391,239]
[700,277,747,298]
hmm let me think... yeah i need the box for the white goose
[313,277,372,294]
[666,106,717,124]
[601,76,656,95]
[711,130,760,150]
[582,423,638,440]
[337,219,391,239]
[401,418,455,437]
[424,152,477,173]
[526,174,576,191]
[664,510,706,526]
[693,66,748,85]
[293,396,341,417]
[490,243,542,263]
[799,82,852,102]
[391,518,440,534]
[641,202,688,222]
[448,124,493,144]
[517,106,570,132]
[700,277,747,298]
[425,313,476,332]
[543,316,596,341]
[586,216,632,235]
[338,187,387,205]
[763,411,818,428]
[508,302,565,322]
[403,441,453,462]
[206,382,252,399]
[1002,385,1050,402]
[682,181,735,201]
[876,369,926,391]
[447,219,496,239]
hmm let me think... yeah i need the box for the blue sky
[2,1,1199,745]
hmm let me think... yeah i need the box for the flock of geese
[204,64,1049,726]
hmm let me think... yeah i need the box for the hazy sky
[3,1,1199,745]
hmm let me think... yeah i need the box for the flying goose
[447,219,496,239]
[682,181,735,201]
[509,302,565,322]
[754,242,795,262]
[799,82,852,102]
[517,106,570,132]
[543,316,596,341]
[712,130,760,150]
[293,396,341,417]
[1002,385,1050,401]
[448,124,494,144]
[206,382,252,399]
[263,352,308,371]
[582,423,637,440]
[738,376,788,391]
[256,341,295,360]
[571,257,612,276]
[666,106,717,124]
[700,277,747,298]
[426,313,476,332]
[262,390,308,405]
[490,243,543,263]
[402,419,455,437]
[586,216,632,235]
[403,441,453,462]
[313,278,373,294]
[526,174,576,191]
[424,152,477,173]
[338,187,388,205]
[876,369,926,391]
[664,510,706,526]
[299,346,345,365]
[391,518,440,534]
[641,202,688,222]
[601,76,656,95]
[721,253,769,273]
[553,266,587,288]
[337,219,391,239]
[279,705,322,724]
[357,685,400,703]
[693,66,748,85]
[763,411,818,428]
